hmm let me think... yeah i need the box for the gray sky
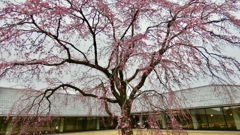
[0,0,240,90]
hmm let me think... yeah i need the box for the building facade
[0,85,240,134]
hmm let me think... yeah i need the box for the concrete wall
[1,85,240,117]
[0,87,119,117]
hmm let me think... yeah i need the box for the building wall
[0,85,240,134]
[0,116,118,135]
[2,106,239,134]
[0,87,119,117]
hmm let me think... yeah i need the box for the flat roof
[0,85,240,116]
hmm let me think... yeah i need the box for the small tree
[0,0,240,135]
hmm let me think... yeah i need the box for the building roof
[0,85,240,117]
[131,85,240,113]
[0,87,118,117]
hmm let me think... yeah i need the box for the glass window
[100,117,117,129]
[174,110,193,129]
[158,113,166,129]
[34,117,59,134]
[64,117,76,132]
[223,106,240,130]
[142,115,149,128]
[163,110,193,130]
[0,117,8,134]
[145,114,161,129]
[190,109,208,129]
[205,108,227,129]
[76,118,87,131]
[131,115,140,128]
[86,118,97,130]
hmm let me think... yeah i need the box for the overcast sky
[0,0,240,90]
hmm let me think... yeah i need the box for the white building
[0,85,240,134]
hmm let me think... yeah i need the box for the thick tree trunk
[120,115,133,135]
[120,102,133,135]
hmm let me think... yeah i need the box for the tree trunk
[120,115,133,135]
[120,102,133,135]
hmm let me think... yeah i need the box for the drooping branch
[45,84,118,103]
[120,10,139,40]
[208,30,240,45]
[195,46,240,79]
[0,57,113,77]
[129,59,162,100]
[30,15,72,59]
[56,16,62,38]
[78,8,99,65]
[59,40,89,61]
[1,1,240,134]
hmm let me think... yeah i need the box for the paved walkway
[57,129,240,135]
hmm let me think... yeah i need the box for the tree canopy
[0,0,240,134]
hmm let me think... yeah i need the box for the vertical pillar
[232,109,240,130]
[5,119,12,135]
[59,118,64,132]
[160,114,166,129]
[190,113,199,129]
[96,118,100,130]
[139,114,143,128]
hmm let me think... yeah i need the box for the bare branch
[120,10,139,40]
